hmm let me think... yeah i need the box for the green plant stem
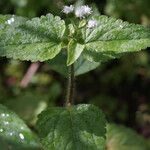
[66,64,75,107]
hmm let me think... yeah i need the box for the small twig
[66,64,75,107]
[20,62,40,88]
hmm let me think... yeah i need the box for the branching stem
[66,64,75,107]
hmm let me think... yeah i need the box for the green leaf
[0,14,66,61]
[48,52,100,76]
[0,104,41,150]
[81,15,150,62]
[36,104,106,150]
[74,55,100,75]
[106,123,149,150]
[67,40,85,66]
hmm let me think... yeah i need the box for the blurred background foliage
[0,0,150,144]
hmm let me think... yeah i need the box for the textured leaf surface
[0,104,41,150]
[81,15,150,62]
[48,52,100,76]
[0,14,66,61]
[106,124,149,150]
[67,40,84,66]
[37,104,106,150]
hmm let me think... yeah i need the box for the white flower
[82,5,92,15]
[75,5,92,18]
[6,17,15,25]
[62,5,74,14]
[87,20,98,28]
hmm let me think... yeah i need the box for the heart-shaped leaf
[37,104,106,150]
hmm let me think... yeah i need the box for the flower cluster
[75,5,92,18]
[63,5,92,19]
[62,5,97,29]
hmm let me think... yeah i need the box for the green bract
[36,104,106,150]
[0,104,41,150]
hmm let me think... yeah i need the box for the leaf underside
[48,52,100,76]
[36,104,106,150]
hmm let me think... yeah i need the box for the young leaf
[0,14,66,61]
[0,104,41,150]
[36,104,106,150]
[67,40,85,66]
[106,124,149,150]
[81,15,150,62]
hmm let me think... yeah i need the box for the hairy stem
[66,64,75,107]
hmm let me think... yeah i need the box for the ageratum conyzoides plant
[0,3,150,150]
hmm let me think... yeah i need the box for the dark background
[0,0,150,141]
